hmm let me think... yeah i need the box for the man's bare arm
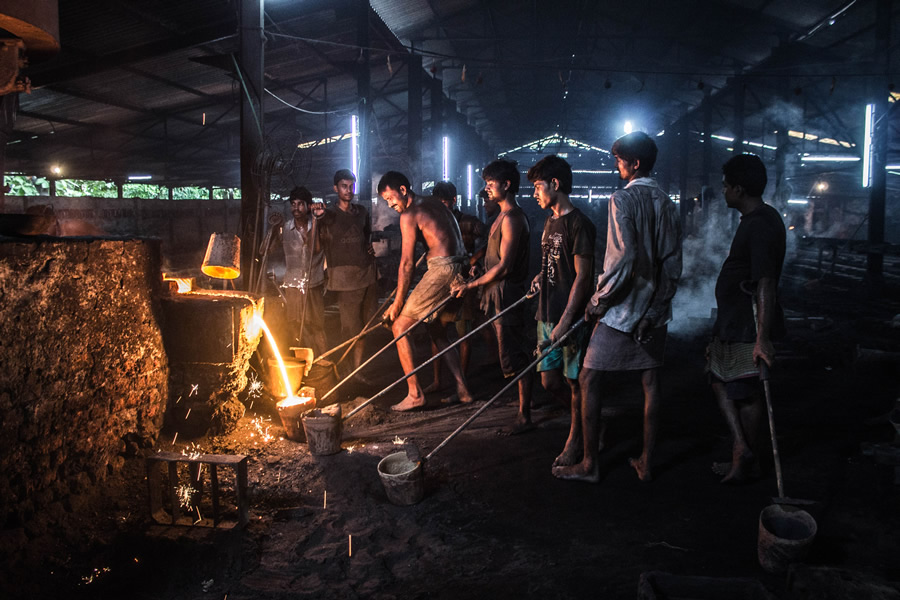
[552,254,593,342]
[754,276,776,367]
[386,212,418,322]
[454,214,523,294]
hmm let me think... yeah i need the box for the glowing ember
[181,443,203,460]
[246,373,264,398]
[80,566,111,585]
[278,395,314,409]
[251,416,274,443]
[176,484,196,509]
[162,273,193,293]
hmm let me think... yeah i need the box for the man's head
[480,188,499,218]
[333,169,356,203]
[527,155,572,210]
[378,171,413,213]
[611,132,658,181]
[482,159,519,204]
[289,186,313,221]
[722,153,767,208]
[432,181,458,209]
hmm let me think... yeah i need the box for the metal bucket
[377,452,425,505]
[275,395,314,442]
[758,504,817,573]
[301,404,342,455]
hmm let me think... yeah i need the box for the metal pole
[344,289,537,420]
[424,318,586,461]
[320,294,454,403]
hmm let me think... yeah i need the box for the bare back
[405,196,466,258]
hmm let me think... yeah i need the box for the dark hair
[722,153,767,197]
[333,169,356,186]
[432,181,457,204]
[482,159,520,195]
[288,186,312,205]
[611,132,658,172]
[377,171,411,194]
[527,155,572,194]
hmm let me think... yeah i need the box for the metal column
[431,74,443,182]
[733,78,745,156]
[866,0,891,292]
[238,0,265,289]
[408,54,423,182]
[357,0,371,203]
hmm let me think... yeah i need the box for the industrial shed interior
[0,1,899,599]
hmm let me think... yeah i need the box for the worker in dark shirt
[707,153,786,484]
[312,169,377,376]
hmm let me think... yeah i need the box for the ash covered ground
[3,282,900,600]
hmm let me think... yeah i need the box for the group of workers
[278,131,786,484]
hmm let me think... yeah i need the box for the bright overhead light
[128,175,152,180]
[50,165,62,176]
[862,103,874,188]
[442,136,450,182]
[787,199,809,205]
[624,121,633,134]
[800,155,860,162]
[350,114,360,179]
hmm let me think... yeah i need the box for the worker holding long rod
[451,159,536,434]
[378,171,473,411]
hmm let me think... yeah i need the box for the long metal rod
[424,317,586,462]
[344,289,537,421]
[320,294,454,402]
[313,322,383,365]
[760,362,785,499]
[336,253,427,367]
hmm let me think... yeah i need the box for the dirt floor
[2,280,900,600]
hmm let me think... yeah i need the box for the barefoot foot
[719,452,757,484]
[629,457,652,482]
[422,381,442,394]
[551,444,582,468]
[456,387,474,404]
[503,414,535,436]
[391,395,426,412]
[551,462,600,483]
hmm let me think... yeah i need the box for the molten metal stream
[254,316,299,402]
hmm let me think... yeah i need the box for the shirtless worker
[451,159,534,433]
[378,171,474,411]
[425,181,486,392]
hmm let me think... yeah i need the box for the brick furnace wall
[0,237,169,527]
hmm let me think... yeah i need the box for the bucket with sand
[758,504,817,573]
[377,452,425,505]
[301,403,342,455]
